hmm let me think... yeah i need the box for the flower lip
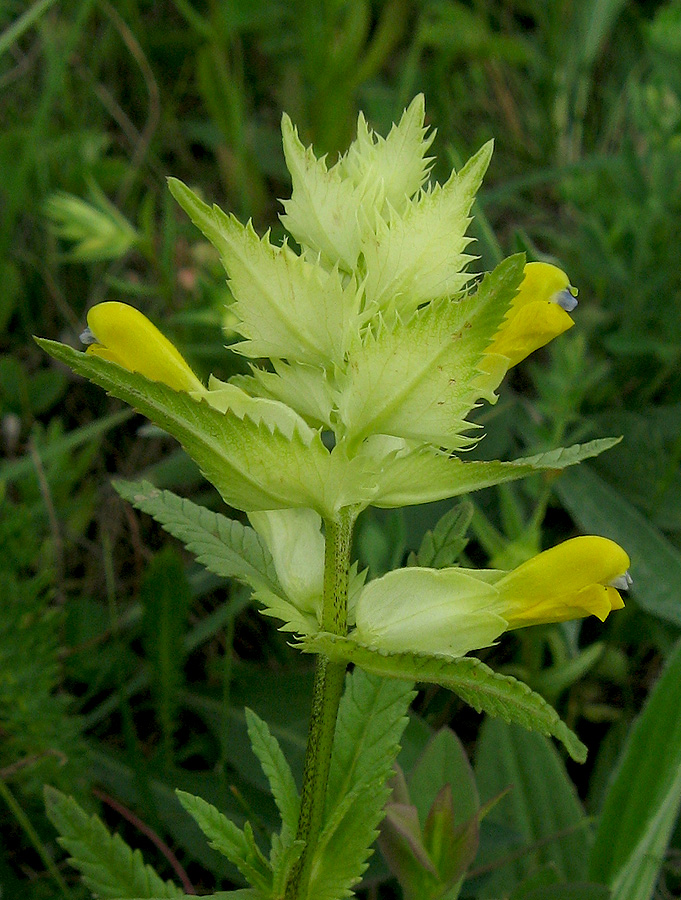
[610,571,633,591]
[79,326,98,345]
[553,288,578,313]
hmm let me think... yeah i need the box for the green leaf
[312,775,389,890]
[307,668,415,900]
[413,501,474,567]
[140,546,191,761]
[175,791,272,894]
[383,728,483,898]
[44,787,184,898]
[589,638,681,899]
[168,178,358,367]
[556,465,681,626]
[380,804,442,900]
[270,836,305,896]
[339,255,524,450]
[244,708,300,844]
[253,588,318,635]
[408,727,479,829]
[372,437,621,508]
[239,361,336,430]
[36,339,366,516]
[113,480,281,595]
[302,635,586,762]
[474,720,590,895]
[326,669,416,812]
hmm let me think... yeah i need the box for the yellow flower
[81,302,203,393]
[487,261,578,367]
[353,535,629,658]
[494,535,629,628]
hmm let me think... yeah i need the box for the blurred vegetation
[2,0,681,897]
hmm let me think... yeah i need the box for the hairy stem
[285,508,356,899]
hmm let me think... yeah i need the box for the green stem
[285,508,356,900]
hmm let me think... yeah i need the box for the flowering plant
[40,96,628,900]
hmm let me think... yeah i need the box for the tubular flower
[487,261,578,368]
[81,301,204,394]
[353,536,630,659]
[494,535,629,628]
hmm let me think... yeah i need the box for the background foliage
[2,0,681,897]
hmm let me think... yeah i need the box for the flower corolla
[352,537,630,658]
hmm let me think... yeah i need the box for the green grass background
[2,1,681,897]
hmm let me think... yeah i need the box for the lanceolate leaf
[244,708,300,844]
[240,361,337,430]
[270,838,305,897]
[589,638,681,900]
[371,437,621,508]
[44,787,184,899]
[414,501,474,568]
[113,480,281,595]
[409,727,479,829]
[326,669,416,813]
[340,95,434,217]
[279,113,382,270]
[37,340,367,516]
[301,635,586,762]
[475,720,590,893]
[307,669,415,900]
[175,791,271,894]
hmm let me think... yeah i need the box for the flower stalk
[285,509,356,899]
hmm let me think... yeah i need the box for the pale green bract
[166,114,505,457]
[39,94,620,639]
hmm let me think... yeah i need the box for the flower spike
[39,96,630,780]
